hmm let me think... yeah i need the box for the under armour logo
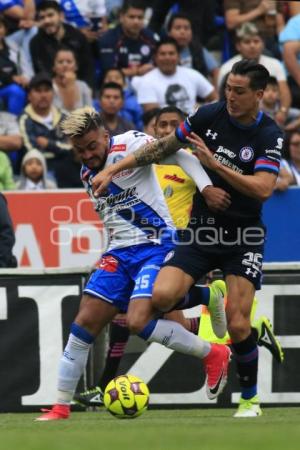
[206,129,218,140]
[245,267,257,278]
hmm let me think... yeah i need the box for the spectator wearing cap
[29,1,94,87]
[19,73,71,177]
[218,22,291,126]
[16,149,57,190]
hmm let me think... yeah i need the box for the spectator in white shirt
[131,37,217,114]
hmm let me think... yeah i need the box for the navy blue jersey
[175,101,284,224]
[98,25,158,73]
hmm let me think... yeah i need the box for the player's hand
[92,167,113,197]
[187,132,221,171]
[202,186,231,212]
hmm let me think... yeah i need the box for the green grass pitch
[1,408,300,450]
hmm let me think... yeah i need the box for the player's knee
[75,312,99,336]
[152,285,175,312]
[126,316,148,335]
[227,317,250,340]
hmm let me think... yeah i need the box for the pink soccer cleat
[35,404,70,421]
[203,344,231,400]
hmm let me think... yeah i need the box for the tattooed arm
[92,133,182,196]
[134,134,183,166]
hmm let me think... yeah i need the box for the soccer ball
[103,374,150,419]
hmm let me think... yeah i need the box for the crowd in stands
[1,0,300,191]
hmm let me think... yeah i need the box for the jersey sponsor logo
[205,129,218,140]
[276,138,284,150]
[96,255,119,272]
[164,174,186,184]
[109,144,127,153]
[96,187,137,211]
[214,154,243,173]
[112,168,134,180]
[216,145,236,159]
[239,146,254,162]
[265,149,281,158]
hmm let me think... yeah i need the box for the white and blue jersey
[81,130,176,252]
[60,0,106,28]
[82,130,176,310]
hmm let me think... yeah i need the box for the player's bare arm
[92,134,183,197]
[188,132,277,202]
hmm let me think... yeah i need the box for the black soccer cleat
[74,386,104,407]
[254,316,284,363]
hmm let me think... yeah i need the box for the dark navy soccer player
[92,60,284,417]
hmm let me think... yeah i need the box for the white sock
[147,319,211,358]
[57,333,91,405]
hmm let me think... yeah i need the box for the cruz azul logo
[239,146,254,162]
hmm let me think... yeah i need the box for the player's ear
[103,129,110,146]
[256,89,264,102]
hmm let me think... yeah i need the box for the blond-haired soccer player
[36,107,231,421]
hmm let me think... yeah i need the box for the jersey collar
[229,110,264,130]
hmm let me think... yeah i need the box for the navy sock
[231,333,258,400]
[174,285,210,310]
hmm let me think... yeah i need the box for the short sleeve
[175,102,222,143]
[279,16,300,43]
[254,131,284,176]
[112,130,156,155]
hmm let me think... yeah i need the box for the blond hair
[61,107,103,138]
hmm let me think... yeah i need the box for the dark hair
[120,0,146,14]
[100,82,124,98]
[155,106,186,124]
[103,68,125,83]
[37,1,62,14]
[155,37,180,54]
[231,59,270,90]
[266,76,279,87]
[54,46,77,59]
[142,108,161,127]
[167,13,192,32]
